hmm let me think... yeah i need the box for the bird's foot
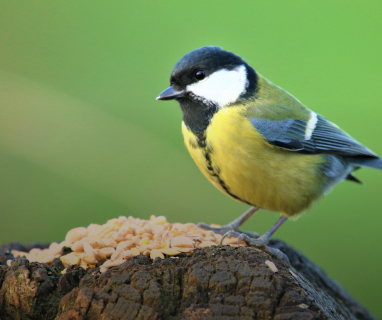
[197,222,260,238]
[221,230,269,246]
[221,230,290,263]
[197,206,260,237]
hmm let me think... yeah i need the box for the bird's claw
[237,233,246,246]
[198,222,261,238]
[220,230,290,263]
[197,222,228,235]
[220,230,241,244]
[237,233,270,247]
[198,222,241,235]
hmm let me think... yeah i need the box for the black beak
[156,86,184,100]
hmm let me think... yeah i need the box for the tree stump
[0,240,376,320]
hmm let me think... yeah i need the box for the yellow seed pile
[10,215,246,273]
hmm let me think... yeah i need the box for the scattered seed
[222,236,239,245]
[100,238,117,248]
[99,247,115,257]
[83,243,94,255]
[200,241,218,248]
[139,244,148,254]
[110,248,123,261]
[60,253,80,267]
[89,239,104,249]
[116,240,133,251]
[29,248,41,256]
[92,249,106,261]
[8,215,263,273]
[49,242,62,255]
[171,236,194,248]
[130,248,140,256]
[65,227,87,244]
[111,232,125,242]
[147,243,161,250]
[265,260,278,272]
[82,253,98,265]
[160,248,180,256]
[40,255,56,264]
[122,250,133,260]
[71,241,84,253]
[172,247,195,253]
[140,237,150,246]
[141,233,153,240]
[102,259,125,268]
[150,249,164,260]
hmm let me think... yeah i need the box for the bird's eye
[195,70,206,81]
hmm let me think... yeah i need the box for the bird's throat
[179,99,218,146]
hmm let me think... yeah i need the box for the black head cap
[170,46,257,94]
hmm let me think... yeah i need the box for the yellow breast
[182,106,326,217]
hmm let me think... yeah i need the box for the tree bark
[0,240,376,320]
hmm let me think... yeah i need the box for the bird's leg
[221,216,289,262]
[222,216,287,246]
[197,206,260,237]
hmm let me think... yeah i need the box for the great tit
[156,46,382,255]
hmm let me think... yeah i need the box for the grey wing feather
[249,114,382,170]
[249,118,305,151]
[299,116,376,156]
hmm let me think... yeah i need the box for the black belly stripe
[202,142,253,206]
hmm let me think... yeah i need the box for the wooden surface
[0,241,377,320]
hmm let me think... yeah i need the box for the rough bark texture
[0,240,376,320]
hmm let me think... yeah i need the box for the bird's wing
[248,112,377,158]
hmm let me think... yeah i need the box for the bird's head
[156,46,257,108]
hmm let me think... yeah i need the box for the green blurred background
[0,1,381,317]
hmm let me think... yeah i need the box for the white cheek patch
[186,64,248,107]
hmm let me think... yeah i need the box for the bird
[156,46,382,258]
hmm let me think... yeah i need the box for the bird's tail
[346,156,382,170]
